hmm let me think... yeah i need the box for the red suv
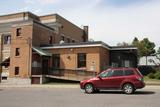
[80,68,145,94]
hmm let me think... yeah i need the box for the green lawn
[144,76,160,85]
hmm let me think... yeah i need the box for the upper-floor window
[16,28,22,37]
[77,53,86,68]
[3,35,11,44]
[15,48,20,56]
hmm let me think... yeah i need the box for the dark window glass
[3,35,11,44]
[16,28,22,36]
[67,38,70,43]
[52,54,60,69]
[124,70,134,76]
[61,36,65,41]
[72,40,75,43]
[15,67,19,75]
[15,48,20,56]
[77,53,86,68]
[112,70,124,76]
[99,70,113,78]
[49,36,53,44]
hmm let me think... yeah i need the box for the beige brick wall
[99,47,110,72]
[32,23,55,46]
[45,47,109,73]
[9,24,33,78]
[56,15,85,42]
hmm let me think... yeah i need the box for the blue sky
[0,0,160,49]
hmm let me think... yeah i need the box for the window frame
[15,67,19,75]
[3,35,11,45]
[15,48,20,56]
[52,54,60,69]
[111,70,124,77]
[77,53,86,68]
[16,28,22,37]
[124,70,135,76]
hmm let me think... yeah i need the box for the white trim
[41,19,56,23]
[110,47,137,50]
[12,21,33,27]
[0,16,28,23]
[41,44,110,50]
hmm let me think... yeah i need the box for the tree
[140,38,155,56]
[132,37,139,46]
[132,37,155,57]
[117,42,130,47]
[157,47,160,54]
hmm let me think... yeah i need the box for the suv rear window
[124,70,134,76]
[112,70,124,76]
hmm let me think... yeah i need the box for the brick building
[0,12,137,84]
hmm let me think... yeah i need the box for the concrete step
[0,78,31,85]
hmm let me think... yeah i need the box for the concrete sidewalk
[0,83,80,88]
[0,84,160,89]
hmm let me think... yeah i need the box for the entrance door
[42,59,49,74]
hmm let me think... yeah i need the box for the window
[49,36,53,44]
[52,54,60,69]
[16,28,22,36]
[112,70,124,76]
[67,38,70,43]
[3,35,11,44]
[72,40,75,43]
[99,70,113,78]
[77,53,86,68]
[61,36,65,41]
[124,70,134,76]
[15,48,20,56]
[15,67,19,75]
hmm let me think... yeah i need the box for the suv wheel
[123,83,134,94]
[84,83,94,94]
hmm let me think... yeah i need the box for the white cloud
[56,0,160,48]
[25,0,60,5]
[20,0,160,48]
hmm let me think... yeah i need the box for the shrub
[155,71,160,80]
[147,73,155,79]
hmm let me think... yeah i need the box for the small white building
[139,54,160,66]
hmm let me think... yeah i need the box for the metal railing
[31,67,97,81]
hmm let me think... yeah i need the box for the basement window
[15,67,19,75]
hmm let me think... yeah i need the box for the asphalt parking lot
[0,86,160,107]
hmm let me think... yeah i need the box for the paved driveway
[0,86,159,107]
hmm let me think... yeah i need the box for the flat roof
[41,41,137,50]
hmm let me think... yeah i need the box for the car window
[99,70,113,78]
[124,70,134,76]
[112,70,124,77]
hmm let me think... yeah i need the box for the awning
[0,57,10,66]
[32,46,52,56]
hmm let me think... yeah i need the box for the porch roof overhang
[0,57,10,66]
[32,46,52,57]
